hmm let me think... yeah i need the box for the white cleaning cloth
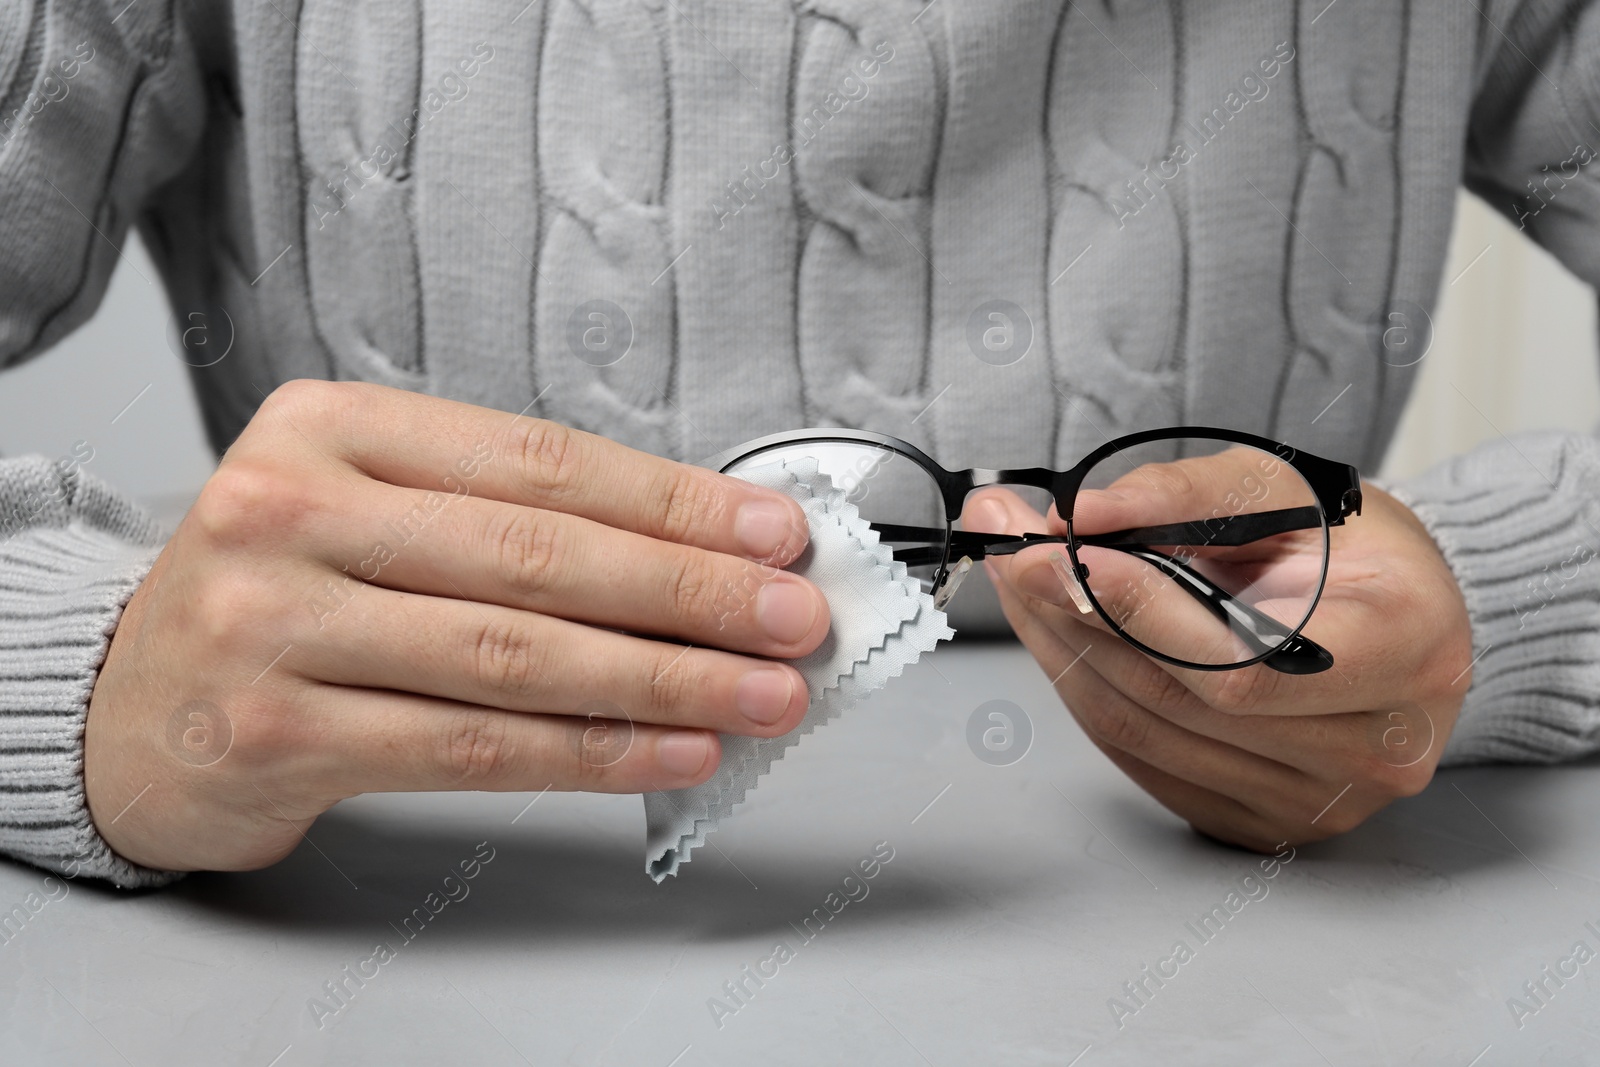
[642,456,957,881]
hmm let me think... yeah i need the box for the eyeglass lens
[722,434,1329,670]
[1068,436,1328,667]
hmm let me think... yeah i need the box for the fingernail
[1016,561,1069,607]
[657,730,711,778]
[756,579,820,645]
[735,667,795,726]
[966,496,1008,534]
[736,498,804,562]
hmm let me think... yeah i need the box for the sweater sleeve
[1382,0,1600,765]
[0,459,178,887]
[0,0,206,887]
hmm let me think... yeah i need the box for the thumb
[962,489,1091,614]
[960,487,1039,538]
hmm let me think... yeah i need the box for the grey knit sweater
[4,0,1600,889]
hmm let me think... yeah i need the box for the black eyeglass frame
[702,426,1363,675]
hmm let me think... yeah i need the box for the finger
[292,584,811,737]
[989,523,1435,820]
[1010,588,1328,848]
[1067,447,1333,670]
[1069,444,1294,538]
[259,379,812,566]
[967,485,1303,664]
[974,485,1269,673]
[1072,531,1331,668]
[995,551,1422,836]
[991,566,1311,810]
[294,681,722,796]
[966,511,1276,843]
[974,487,1408,717]
[963,488,1114,636]
[300,480,828,658]
[976,502,1408,841]
[1016,592,1394,778]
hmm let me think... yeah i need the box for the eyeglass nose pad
[1047,550,1095,615]
[933,555,974,610]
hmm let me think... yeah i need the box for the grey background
[4,642,1597,1066]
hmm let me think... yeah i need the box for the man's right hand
[82,379,828,872]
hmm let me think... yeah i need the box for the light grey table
[3,499,1598,1066]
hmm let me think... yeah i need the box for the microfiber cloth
[642,456,957,881]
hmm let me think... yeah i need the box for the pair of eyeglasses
[700,427,1362,675]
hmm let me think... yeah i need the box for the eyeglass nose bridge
[930,537,1095,615]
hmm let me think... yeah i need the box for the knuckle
[1123,664,1198,716]
[1134,461,1195,500]
[643,646,709,721]
[509,419,582,501]
[665,552,721,624]
[1362,752,1437,800]
[494,508,563,598]
[266,377,329,415]
[1386,760,1436,799]
[1302,779,1374,835]
[226,693,300,764]
[260,377,359,430]
[192,457,324,549]
[1077,695,1152,754]
[193,571,270,651]
[305,376,367,409]
[653,467,715,544]
[1394,758,1438,797]
[550,730,606,791]
[571,716,631,783]
[1209,663,1280,714]
[442,708,512,784]
[191,462,289,547]
[469,618,539,701]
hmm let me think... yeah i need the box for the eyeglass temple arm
[869,518,1332,674]
[871,504,1324,567]
[1074,504,1325,549]
[1119,547,1333,674]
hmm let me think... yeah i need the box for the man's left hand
[964,477,1474,851]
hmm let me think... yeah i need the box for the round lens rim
[717,434,957,592]
[707,426,1345,664]
[1062,448,1333,672]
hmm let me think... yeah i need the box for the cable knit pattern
[922,0,1062,472]
[297,0,426,389]
[535,0,678,455]
[669,0,805,455]
[1046,0,1183,468]
[1271,0,1403,445]
[4,0,1600,887]
[793,0,939,449]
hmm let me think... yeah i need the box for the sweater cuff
[1380,431,1600,766]
[0,456,187,889]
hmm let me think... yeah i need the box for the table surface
[6,629,1600,1067]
